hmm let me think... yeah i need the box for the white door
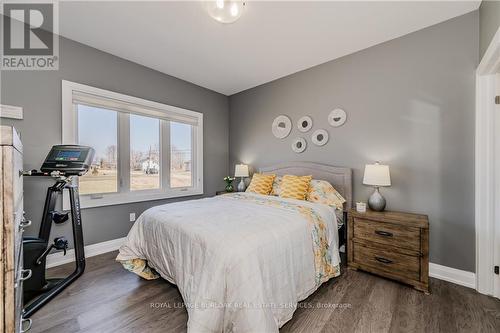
[495,73,500,299]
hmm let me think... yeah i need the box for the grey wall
[1,36,229,248]
[229,12,478,272]
[480,0,500,59]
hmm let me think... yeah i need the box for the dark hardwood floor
[29,251,500,333]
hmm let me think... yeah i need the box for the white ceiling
[59,1,480,96]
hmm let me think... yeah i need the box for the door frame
[476,26,500,297]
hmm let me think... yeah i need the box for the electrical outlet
[129,213,136,222]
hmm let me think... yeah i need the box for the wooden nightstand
[348,209,429,293]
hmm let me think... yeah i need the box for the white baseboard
[46,237,477,290]
[429,263,476,289]
[46,237,126,269]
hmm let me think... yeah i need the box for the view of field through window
[78,105,118,195]
[77,105,193,195]
[171,122,192,188]
[130,114,160,191]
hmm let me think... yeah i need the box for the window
[130,114,160,191]
[171,122,192,188]
[62,80,203,208]
[78,105,118,195]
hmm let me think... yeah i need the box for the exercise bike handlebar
[22,170,49,176]
[23,169,76,179]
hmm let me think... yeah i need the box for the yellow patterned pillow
[246,173,276,195]
[279,175,312,200]
[307,179,346,210]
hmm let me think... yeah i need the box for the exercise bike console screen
[41,145,95,176]
[54,150,82,161]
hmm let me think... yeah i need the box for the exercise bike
[22,145,94,318]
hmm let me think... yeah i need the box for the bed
[116,162,352,333]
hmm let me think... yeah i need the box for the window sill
[64,188,204,210]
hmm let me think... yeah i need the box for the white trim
[429,263,476,289]
[46,237,126,269]
[72,188,203,209]
[62,81,201,126]
[45,237,476,290]
[478,28,500,76]
[496,73,500,299]
[475,26,500,297]
[60,80,204,209]
[0,104,23,119]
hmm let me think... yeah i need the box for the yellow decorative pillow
[307,179,346,210]
[279,175,312,200]
[246,173,276,195]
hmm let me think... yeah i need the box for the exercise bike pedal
[53,237,69,255]
[35,237,69,264]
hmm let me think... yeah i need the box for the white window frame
[61,80,203,209]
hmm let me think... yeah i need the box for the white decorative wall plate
[297,116,313,132]
[312,129,329,146]
[328,108,347,127]
[291,137,307,153]
[272,115,292,139]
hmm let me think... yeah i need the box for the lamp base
[237,178,246,192]
[368,187,386,211]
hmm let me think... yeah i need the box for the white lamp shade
[363,163,391,186]
[234,164,249,177]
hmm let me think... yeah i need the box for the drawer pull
[374,230,393,237]
[20,269,32,281]
[19,219,32,230]
[375,256,393,264]
[21,318,32,332]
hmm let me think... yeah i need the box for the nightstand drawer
[353,242,420,281]
[353,217,420,251]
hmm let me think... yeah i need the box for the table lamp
[363,162,391,211]
[235,164,249,192]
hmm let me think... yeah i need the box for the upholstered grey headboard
[259,161,353,210]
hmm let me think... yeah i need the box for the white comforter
[116,192,341,332]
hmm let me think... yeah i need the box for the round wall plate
[272,115,292,139]
[292,137,307,153]
[297,116,313,132]
[312,129,329,146]
[328,108,347,127]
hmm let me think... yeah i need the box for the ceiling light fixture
[206,0,245,24]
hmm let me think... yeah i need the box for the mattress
[116,192,341,332]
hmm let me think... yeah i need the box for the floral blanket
[222,192,339,284]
